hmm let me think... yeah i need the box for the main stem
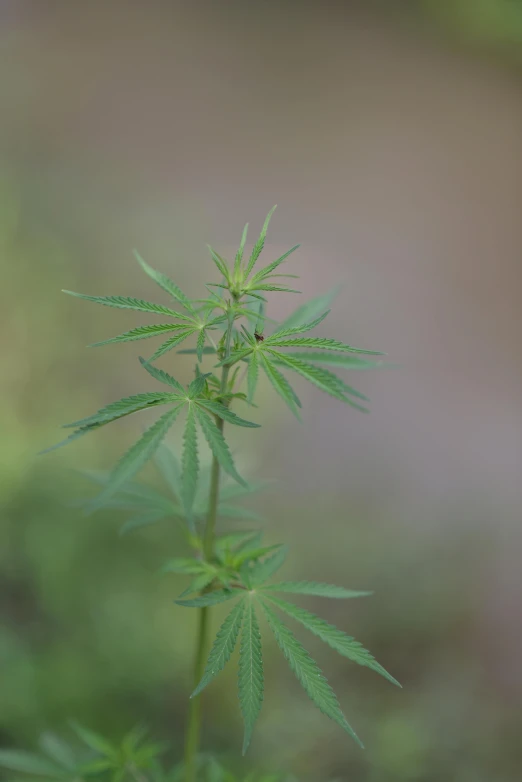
[184,309,235,782]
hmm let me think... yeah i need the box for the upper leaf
[90,323,191,348]
[62,291,192,320]
[264,336,383,355]
[245,206,277,277]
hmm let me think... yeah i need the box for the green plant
[2,208,399,781]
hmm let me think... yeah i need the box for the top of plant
[41,207,396,758]
[48,206,383,507]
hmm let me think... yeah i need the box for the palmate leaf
[194,407,247,487]
[260,601,362,747]
[90,323,191,347]
[260,581,372,599]
[62,291,192,320]
[238,600,264,755]
[191,598,246,698]
[245,205,277,277]
[181,405,199,523]
[88,406,183,511]
[259,353,302,421]
[134,251,196,313]
[262,594,401,688]
[235,223,249,277]
[160,558,208,575]
[267,351,369,413]
[264,336,383,356]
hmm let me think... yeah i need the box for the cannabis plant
[1,208,399,782]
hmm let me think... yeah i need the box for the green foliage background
[1,2,522,780]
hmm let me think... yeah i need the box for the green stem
[184,307,235,782]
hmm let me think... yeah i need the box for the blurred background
[1,0,521,780]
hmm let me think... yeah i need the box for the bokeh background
[1,1,522,780]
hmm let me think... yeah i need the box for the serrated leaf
[70,722,117,758]
[260,602,362,747]
[181,405,199,524]
[238,600,264,754]
[146,329,197,363]
[137,357,185,393]
[134,251,195,312]
[62,291,193,320]
[277,287,341,331]
[235,223,249,277]
[248,245,300,287]
[247,351,259,404]
[194,408,247,487]
[269,310,330,340]
[90,323,190,348]
[260,581,372,599]
[249,546,288,587]
[196,400,260,428]
[265,337,383,355]
[245,206,276,277]
[63,393,177,430]
[191,598,246,698]
[89,406,183,510]
[266,351,369,412]
[175,589,238,608]
[277,352,383,369]
[259,353,302,421]
[0,751,64,778]
[263,594,400,688]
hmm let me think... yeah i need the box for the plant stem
[184,307,235,782]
